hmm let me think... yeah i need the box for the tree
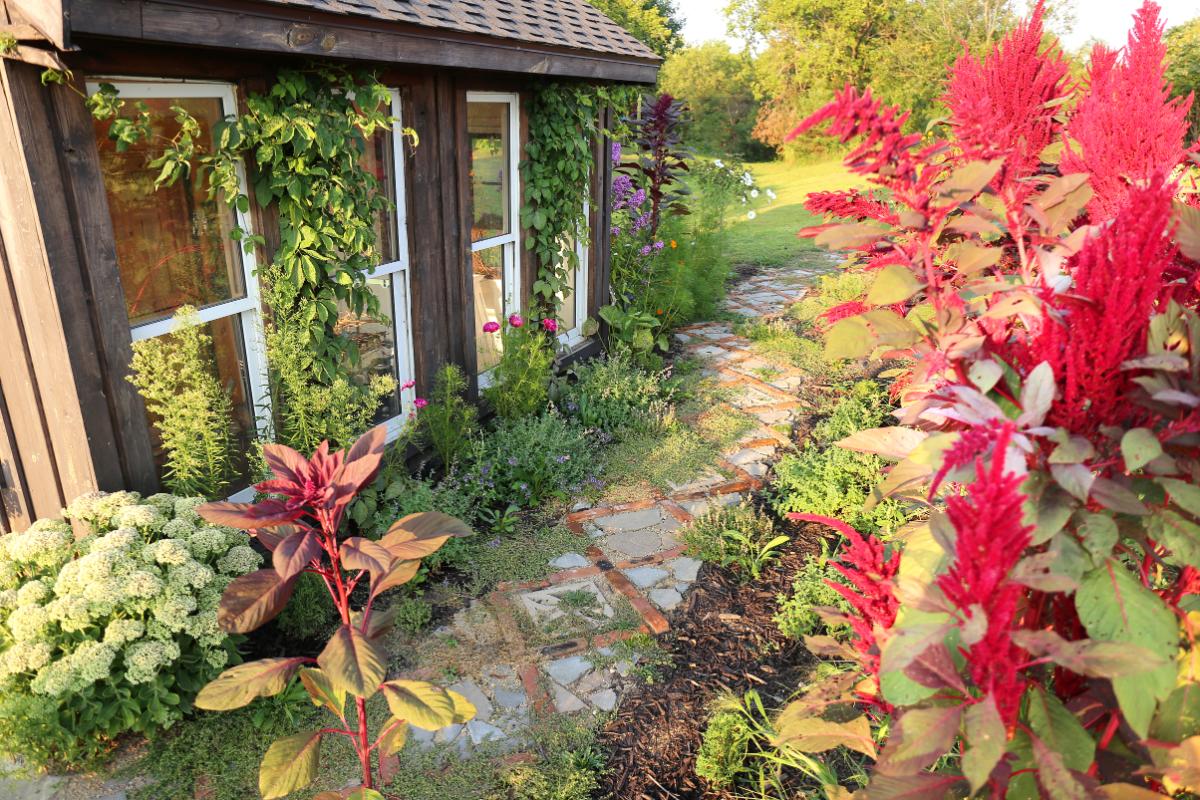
[1166,16,1200,145]
[727,0,1072,157]
[659,42,770,157]
[589,0,684,57]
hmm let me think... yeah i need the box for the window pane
[560,253,579,333]
[336,277,401,423]
[468,102,510,242]
[473,246,505,374]
[94,96,246,327]
[361,129,399,265]
[145,316,256,485]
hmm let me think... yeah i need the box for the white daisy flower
[750,188,759,198]
[747,210,757,220]
[766,189,777,200]
[713,159,725,168]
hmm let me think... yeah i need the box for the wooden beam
[70,0,659,85]
[0,59,126,512]
[3,0,70,51]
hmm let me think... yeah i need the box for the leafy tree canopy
[660,41,772,158]
[1165,16,1200,144]
[589,0,684,57]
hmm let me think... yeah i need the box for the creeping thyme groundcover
[0,491,259,766]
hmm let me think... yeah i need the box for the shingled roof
[256,0,659,60]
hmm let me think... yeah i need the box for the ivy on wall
[520,83,638,318]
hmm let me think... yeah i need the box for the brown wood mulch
[597,522,824,799]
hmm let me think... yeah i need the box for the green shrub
[501,758,601,800]
[274,572,335,642]
[695,704,754,789]
[483,316,556,420]
[774,551,851,640]
[127,307,236,497]
[790,271,871,326]
[770,380,911,536]
[554,349,676,437]
[0,492,259,768]
[412,363,478,465]
[390,595,433,634]
[683,502,790,582]
[739,318,830,376]
[465,413,599,509]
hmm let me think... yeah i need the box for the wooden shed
[0,0,659,531]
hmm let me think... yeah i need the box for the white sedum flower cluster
[0,490,260,707]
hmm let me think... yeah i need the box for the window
[467,93,521,382]
[558,198,591,348]
[335,89,417,441]
[90,79,269,485]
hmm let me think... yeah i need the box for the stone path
[384,266,818,762]
[8,267,816,798]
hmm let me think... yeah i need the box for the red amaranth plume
[943,0,1073,190]
[788,85,943,209]
[1029,176,1176,436]
[935,425,1032,725]
[804,189,897,224]
[1061,0,1193,220]
[818,300,871,328]
[790,514,899,685]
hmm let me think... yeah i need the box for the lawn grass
[724,158,865,271]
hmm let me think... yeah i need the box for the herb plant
[193,425,475,798]
[409,363,478,466]
[481,314,557,420]
[683,502,789,583]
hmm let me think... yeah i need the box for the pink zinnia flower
[508,314,524,328]
[542,318,558,333]
[482,321,500,334]
[413,397,428,409]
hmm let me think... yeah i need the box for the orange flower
[670,240,677,248]
[656,308,664,315]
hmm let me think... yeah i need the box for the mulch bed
[597,518,826,799]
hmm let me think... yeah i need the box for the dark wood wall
[0,43,616,531]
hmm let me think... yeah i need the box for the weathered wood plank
[70,0,660,84]
[4,0,70,50]
[0,60,122,510]
[0,228,42,532]
[47,75,159,492]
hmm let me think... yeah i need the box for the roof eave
[69,0,661,84]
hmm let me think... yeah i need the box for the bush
[682,502,789,582]
[0,491,259,768]
[773,552,850,640]
[274,572,335,642]
[411,363,478,466]
[464,413,599,509]
[694,704,754,789]
[554,349,676,437]
[483,314,556,420]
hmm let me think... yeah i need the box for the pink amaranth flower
[413,398,428,410]
[542,318,558,333]
[508,314,524,328]
[482,321,500,334]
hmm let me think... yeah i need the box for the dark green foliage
[554,350,677,437]
[660,42,770,158]
[274,572,336,642]
[683,502,789,582]
[774,551,850,640]
[464,413,599,509]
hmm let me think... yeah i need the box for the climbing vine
[90,66,415,450]
[520,83,637,318]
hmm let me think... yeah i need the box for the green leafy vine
[520,83,637,317]
[89,66,416,453]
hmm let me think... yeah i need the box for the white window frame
[466,91,522,387]
[558,197,591,349]
[364,88,418,442]
[87,78,273,442]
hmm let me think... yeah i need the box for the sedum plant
[193,424,475,799]
[0,491,257,768]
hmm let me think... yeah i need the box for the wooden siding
[0,53,618,532]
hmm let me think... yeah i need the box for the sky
[678,0,1200,51]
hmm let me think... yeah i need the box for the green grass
[724,159,865,270]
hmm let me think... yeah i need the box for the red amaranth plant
[193,425,474,799]
[943,0,1074,191]
[1061,0,1194,219]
